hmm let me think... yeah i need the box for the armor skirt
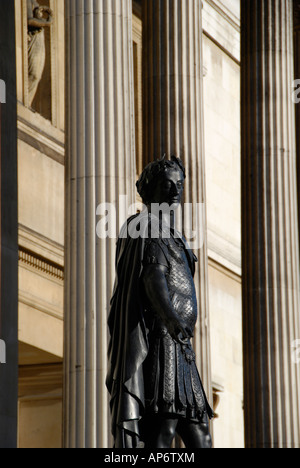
[143,326,213,421]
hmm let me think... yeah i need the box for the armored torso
[165,233,198,331]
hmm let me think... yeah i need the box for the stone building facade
[0,0,299,448]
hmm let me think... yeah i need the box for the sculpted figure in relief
[27,0,53,106]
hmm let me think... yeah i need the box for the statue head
[27,0,53,25]
[136,155,186,207]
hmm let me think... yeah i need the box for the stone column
[142,0,213,409]
[0,0,18,449]
[241,0,300,448]
[64,0,136,448]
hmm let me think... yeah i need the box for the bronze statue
[27,0,53,106]
[106,156,213,448]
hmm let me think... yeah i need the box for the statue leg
[144,415,178,449]
[176,414,212,449]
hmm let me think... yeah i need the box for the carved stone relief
[27,0,53,106]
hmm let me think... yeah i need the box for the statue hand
[167,317,193,344]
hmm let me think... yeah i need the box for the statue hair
[136,155,186,205]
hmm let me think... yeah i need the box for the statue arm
[142,264,193,343]
[28,6,53,28]
[28,18,51,28]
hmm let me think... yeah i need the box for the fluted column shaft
[142,0,212,408]
[241,0,300,448]
[64,0,136,448]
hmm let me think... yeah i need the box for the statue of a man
[106,156,214,448]
[27,0,53,106]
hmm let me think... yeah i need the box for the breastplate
[165,234,198,330]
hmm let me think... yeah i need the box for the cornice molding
[17,103,65,165]
[19,246,64,282]
[204,0,240,31]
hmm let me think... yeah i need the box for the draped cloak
[106,213,150,446]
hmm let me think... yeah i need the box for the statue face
[150,169,184,207]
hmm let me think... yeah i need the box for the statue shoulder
[143,237,170,269]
